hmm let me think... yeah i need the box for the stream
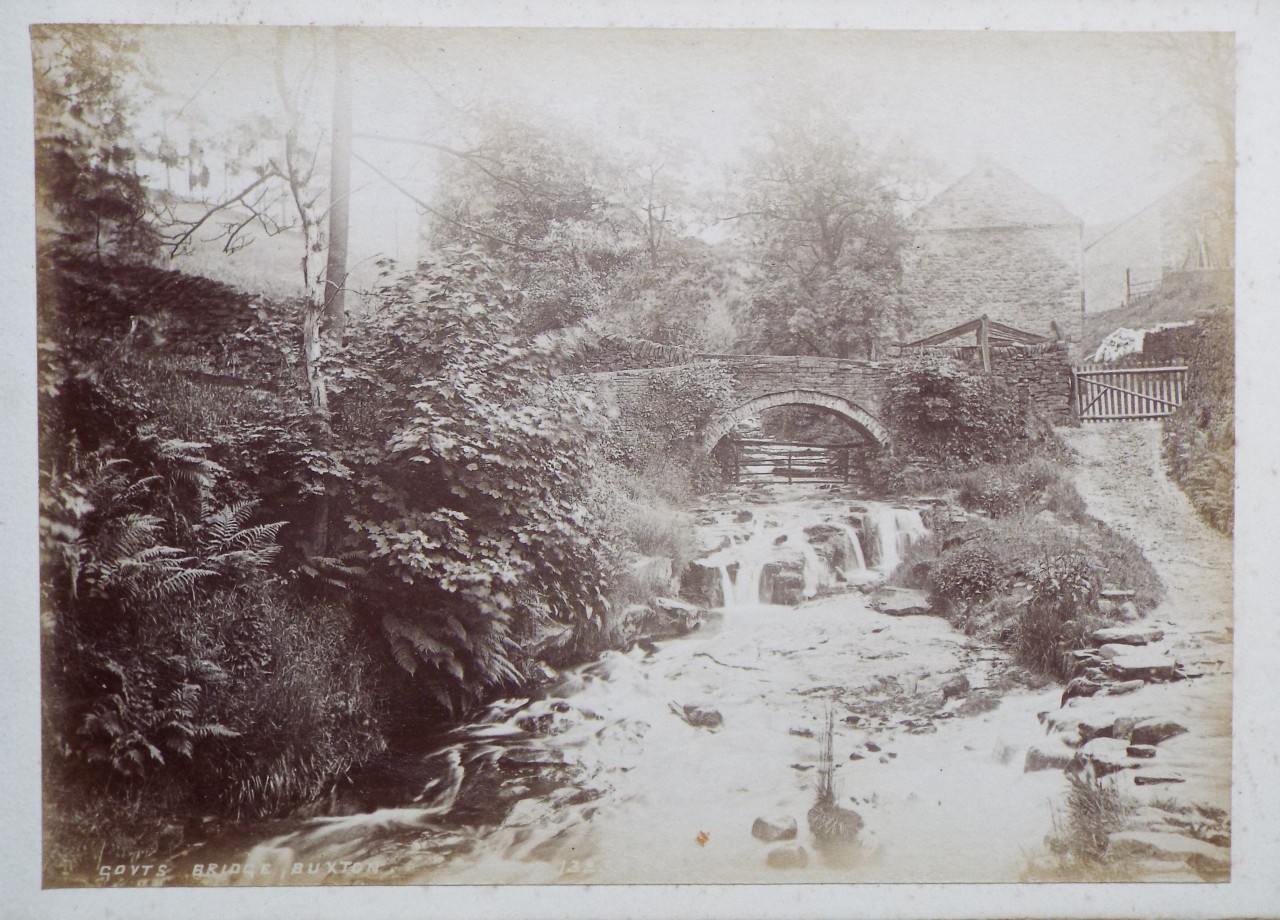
[168,487,1068,886]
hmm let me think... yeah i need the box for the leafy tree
[423,112,647,336]
[735,113,913,358]
[33,25,159,261]
[321,252,618,711]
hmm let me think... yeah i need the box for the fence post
[978,314,991,374]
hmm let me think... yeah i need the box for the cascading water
[697,500,926,607]
[164,491,1066,887]
[870,507,927,574]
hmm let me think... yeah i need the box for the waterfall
[833,523,868,573]
[874,508,927,574]
[696,500,922,608]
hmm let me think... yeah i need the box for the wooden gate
[1073,364,1188,421]
[723,439,857,484]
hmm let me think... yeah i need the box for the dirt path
[1054,422,1233,878]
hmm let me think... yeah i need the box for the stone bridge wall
[579,344,1076,451]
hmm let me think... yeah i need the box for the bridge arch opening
[699,389,889,453]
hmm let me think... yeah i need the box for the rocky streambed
[159,447,1231,887]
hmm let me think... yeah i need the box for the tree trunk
[322,29,352,345]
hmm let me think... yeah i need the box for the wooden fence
[723,439,859,484]
[1073,364,1188,421]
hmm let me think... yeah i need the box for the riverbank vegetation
[882,358,1162,680]
[1161,311,1234,535]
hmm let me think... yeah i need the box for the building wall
[901,223,1084,347]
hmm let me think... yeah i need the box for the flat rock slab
[1106,650,1181,681]
[1108,830,1230,869]
[1130,719,1189,746]
[1093,625,1165,646]
[871,588,933,617]
[1134,773,1187,786]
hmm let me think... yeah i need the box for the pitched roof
[914,165,1081,231]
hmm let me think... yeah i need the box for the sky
[118,26,1227,267]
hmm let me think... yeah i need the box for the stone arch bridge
[584,355,894,452]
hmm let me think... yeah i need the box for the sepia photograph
[7,2,1280,916]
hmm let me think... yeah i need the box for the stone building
[1082,164,1234,313]
[899,165,1084,350]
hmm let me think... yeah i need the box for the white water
[202,489,1064,886]
[698,498,922,607]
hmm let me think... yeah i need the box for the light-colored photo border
[3,1,1278,917]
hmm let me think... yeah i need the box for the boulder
[871,587,933,617]
[939,674,970,703]
[1130,719,1189,747]
[1127,744,1159,759]
[679,562,724,608]
[752,815,798,842]
[733,510,754,523]
[766,844,810,869]
[1070,737,1135,777]
[1092,625,1164,646]
[1106,650,1181,682]
[1110,716,1140,740]
[669,702,723,729]
[625,597,702,641]
[1116,600,1141,622]
[630,554,674,588]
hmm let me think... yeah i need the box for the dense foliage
[601,361,737,474]
[1162,312,1234,534]
[882,355,1053,467]
[738,114,914,359]
[323,254,620,708]
[33,26,158,262]
[895,460,1162,681]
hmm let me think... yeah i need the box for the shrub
[1011,551,1103,679]
[328,253,620,711]
[932,543,1002,603]
[915,511,1161,681]
[926,458,1082,521]
[601,360,738,483]
[883,356,1046,467]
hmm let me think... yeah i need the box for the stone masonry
[901,166,1085,351]
[582,343,1076,450]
